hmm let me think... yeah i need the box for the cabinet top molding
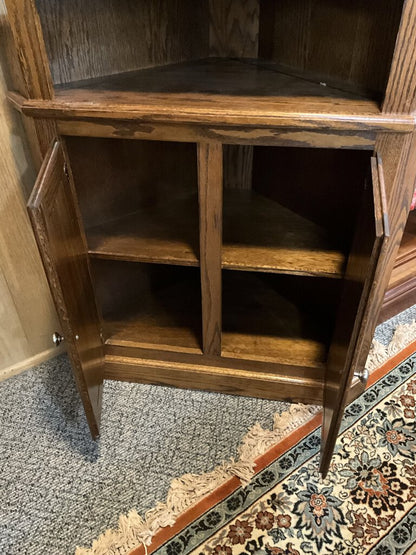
[7,91,416,134]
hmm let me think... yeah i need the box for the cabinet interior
[36,0,403,104]
[223,145,371,278]
[66,137,200,267]
[65,136,374,366]
[91,260,203,354]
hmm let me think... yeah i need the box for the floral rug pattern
[154,353,416,555]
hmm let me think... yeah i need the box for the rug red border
[129,341,416,555]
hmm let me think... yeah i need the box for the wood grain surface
[86,197,199,267]
[4,0,53,98]
[28,142,104,437]
[56,119,378,150]
[222,189,346,277]
[8,58,413,131]
[383,0,416,113]
[221,271,339,367]
[17,95,414,134]
[104,352,324,405]
[380,195,416,320]
[341,132,416,473]
[321,155,388,475]
[198,143,223,356]
[209,0,259,58]
[260,0,403,97]
[35,0,209,85]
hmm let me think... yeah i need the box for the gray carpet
[0,306,415,555]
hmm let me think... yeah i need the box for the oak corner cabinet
[381,209,416,322]
[5,0,416,476]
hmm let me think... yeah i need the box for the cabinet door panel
[28,140,103,437]
[321,155,389,476]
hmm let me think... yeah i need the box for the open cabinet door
[28,140,104,438]
[321,155,389,476]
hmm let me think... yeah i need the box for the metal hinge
[63,162,70,181]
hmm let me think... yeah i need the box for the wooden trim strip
[15,96,416,132]
[104,355,324,405]
[383,0,416,114]
[7,91,26,113]
[55,119,379,150]
[4,0,54,99]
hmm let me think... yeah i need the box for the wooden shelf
[223,189,346,278]
[87,192,199,266]
[15,58,413,130]
[98,265,338,367]
[93,262,202,354]
[85,187,346,277]
[56,58,376,99]
[221,271,339,367]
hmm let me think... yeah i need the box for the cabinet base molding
[104,346,325,406]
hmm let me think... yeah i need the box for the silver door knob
[52,332,64,346]
[354,368,369,387]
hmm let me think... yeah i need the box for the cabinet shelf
[66,136,200,267]
[18,58,412,130]
[92,259,338,367]
[56,58,374,101]
[87,193,199,267]
[223,189,346,278]
[85,187,347,277]
[19,0,406,134]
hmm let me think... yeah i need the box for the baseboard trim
[0,346,64,382]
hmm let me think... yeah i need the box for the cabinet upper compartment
[30,0,404,114]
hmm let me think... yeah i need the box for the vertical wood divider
[198,142,223,356]
[209,0,258,193]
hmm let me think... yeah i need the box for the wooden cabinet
[5,0,416,476]
[381,210,416,321]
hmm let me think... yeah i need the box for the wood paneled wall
[0,1,61,381]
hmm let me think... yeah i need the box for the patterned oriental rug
[78,329,416,555]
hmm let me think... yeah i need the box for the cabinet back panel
[252,146,371,248]
[221,271,341,365]
[209,0,260,58]
[35,0,210,85]
[65,137,198,230]
[259,0,404,96]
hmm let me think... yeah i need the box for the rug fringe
[76,321,416,555]
[75,404,319,555]
[366,320,416,371]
